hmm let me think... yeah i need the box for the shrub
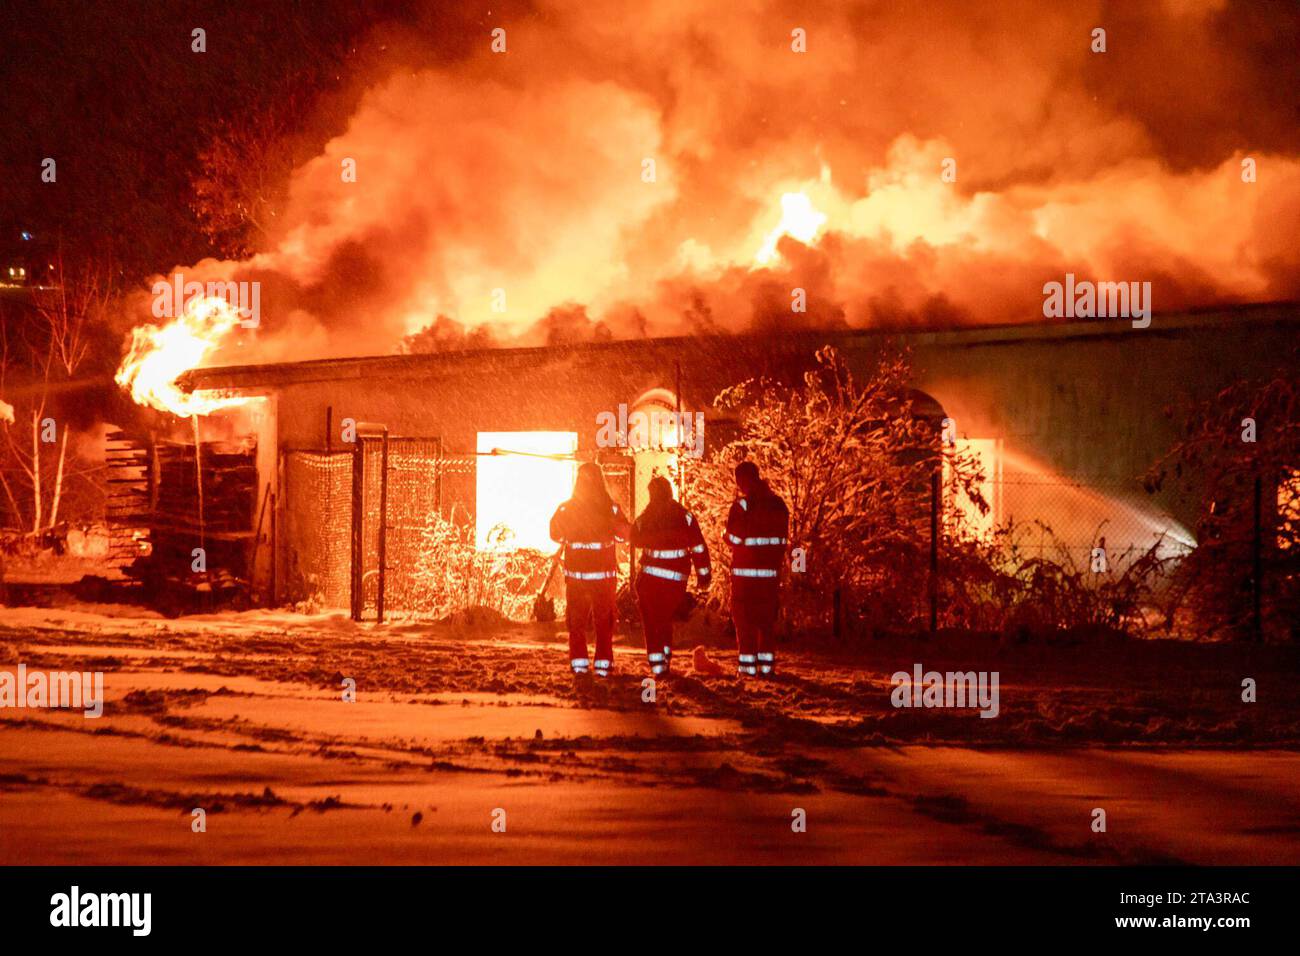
[683,345,987,633]
[408,510,554,622]
[1145,355,1300,641]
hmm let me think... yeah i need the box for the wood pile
[106,430,258,613]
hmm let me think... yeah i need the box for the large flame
[755,192,829,265]
[115,296,250,417]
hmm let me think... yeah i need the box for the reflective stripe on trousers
[642,566,686,582]
[732,568,778,578]
[566,570,616,580]
[727,534,787,547]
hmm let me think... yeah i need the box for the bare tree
[0,254,111,535]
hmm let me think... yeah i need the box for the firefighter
[726,461,789,677]
[549,462,631,678]
[631,476,711,676]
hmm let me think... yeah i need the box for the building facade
[182,303,1299,617]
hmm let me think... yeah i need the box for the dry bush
[683,344,1187,641]
[941,521,1180,638]
[407,509,554,622]
[683,345,987,634]
[1145,354,1299,641]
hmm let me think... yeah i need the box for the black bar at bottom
[0,865,1288,942]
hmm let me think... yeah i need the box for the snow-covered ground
[1,605,1297,864]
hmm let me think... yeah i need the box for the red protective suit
[550,495,630,676]
[725,480,789,676]
[632,496,711,674]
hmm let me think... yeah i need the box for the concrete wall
[187,303,1299,598]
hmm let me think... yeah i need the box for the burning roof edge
[182,301,1299,392]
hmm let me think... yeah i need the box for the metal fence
[282,450,352,609]
[280,446,1287,639]
[356,436,443,620]
[924,467,1293,640]
[977,471,1193,561]
[283,439,637,622]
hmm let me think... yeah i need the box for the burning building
[121,300,1297,621]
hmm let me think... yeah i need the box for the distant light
[20,232,31,241]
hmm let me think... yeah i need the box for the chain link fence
[281,444,1288,639]
[282,451,352,609]
[980,471,1193,562]
[282,441,637,622]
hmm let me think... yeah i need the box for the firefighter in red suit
[549,463,631,678]
[726,461,789,677]
[632,476,711,676]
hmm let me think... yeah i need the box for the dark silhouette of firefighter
[726,461,789,676]
[549,462,631,677]
[631,476,711,675]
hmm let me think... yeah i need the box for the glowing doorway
[946,437,1003,539]
[629,388,683,518]
[475,431,577,550]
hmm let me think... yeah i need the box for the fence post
[628,454,637,584]
[1253,472,1262,643]
[929,469,940,633]
[269,489,277,607]
[350,439,364,622]
[377,429,390,624]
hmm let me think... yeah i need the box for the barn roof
[182,301,1299,392]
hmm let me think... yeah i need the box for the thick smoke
[156,0,1300,365]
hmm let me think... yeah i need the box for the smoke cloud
[148,0,1300,364]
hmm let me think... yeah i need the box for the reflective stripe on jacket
[725,482,789,576]
[631,498,711,584]
[550,498,630,577]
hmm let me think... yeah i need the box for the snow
[1,604,1297,864]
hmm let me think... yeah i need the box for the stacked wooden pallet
[105,430,152,571]
[104,430,257,611]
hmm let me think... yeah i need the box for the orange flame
[115,296,249,417]
[755,191,828,265]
